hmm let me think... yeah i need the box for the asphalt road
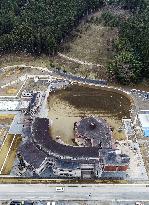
[0,184,149,201]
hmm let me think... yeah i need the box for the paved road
[0,184,149,201]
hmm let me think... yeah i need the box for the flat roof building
[138,110,149,137]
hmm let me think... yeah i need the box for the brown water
[48,85,131,145]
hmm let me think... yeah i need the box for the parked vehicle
[55,187,64,192]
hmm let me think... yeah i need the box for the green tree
[120,0,147,12]
[0,0,104,55]
[108,51,142,84]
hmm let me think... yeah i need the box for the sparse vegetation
[0,114,15,124]
[0,128,7,140]
[0,134,21,175]
[113,130,126,141]
[6,87,18,95]
[0,178,127,183]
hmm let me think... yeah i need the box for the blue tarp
[144,129,149,137]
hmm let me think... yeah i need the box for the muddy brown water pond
[48,85,131,145]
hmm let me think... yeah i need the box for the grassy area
[0,85,22,97]
[63,24,117,66]
[0,66,25,79]
[0,134,21,175]
[0,114,15,124]
[0,128,7,140]
[113,130,126,141]
[56,9,119,79]
[6,87,18,95]
[0,178,128,184]
[0,53,51,68]
[0,134,15,171]
[106,118,126,141]
[0,114,15,119]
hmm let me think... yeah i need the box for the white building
[138,110,149,137]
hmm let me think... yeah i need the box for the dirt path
[58,52,104,68]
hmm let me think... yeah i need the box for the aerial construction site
[0,65,149,182]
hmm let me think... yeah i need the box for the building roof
[32,118,99,158]
[101,149,130,165]
[19,117,130,172]
[19,141,47,169]
[122,119,134,135]
[55,159,80,169]
[75,117,112,148]
[138,113,149,129]
[144,130,149,137]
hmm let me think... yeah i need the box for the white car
[135,202,144,205]
[47,202,56,205]
[55,187,65,192]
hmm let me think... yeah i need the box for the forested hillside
[0,0,104,55]
[0,0,149,85]
[102,0,149,84]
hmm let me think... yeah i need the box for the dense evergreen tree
[120,7,149,78]
[0,0,104,55]
[119,0,147,13]
[108,51,142,84]
[102,0,149,84]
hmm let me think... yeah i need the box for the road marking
[0,134,16,174]
[0,132,9,153]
